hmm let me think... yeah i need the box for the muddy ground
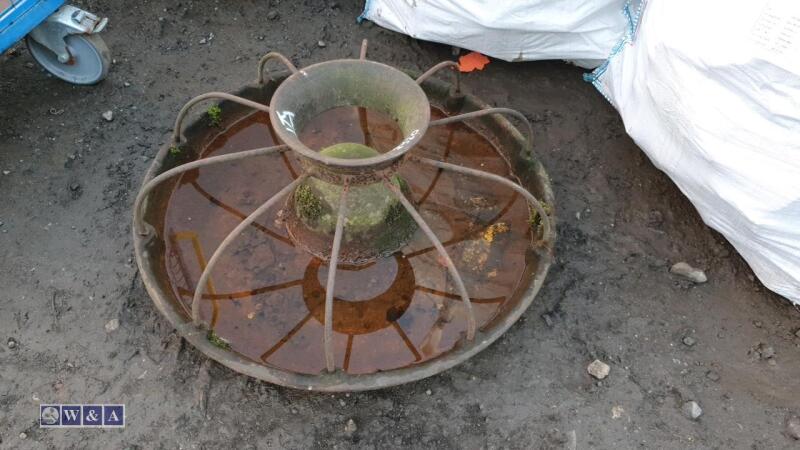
[1,1,799,449]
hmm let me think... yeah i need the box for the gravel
[105,319,120,333]
[587,360,610,380]
[670,262,708,283]
[344,418,357,436]
[682,401,703,420]
[786,415,800,440]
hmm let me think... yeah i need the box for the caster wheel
[26,34,111,85]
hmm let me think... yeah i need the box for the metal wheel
[26,34,110,85]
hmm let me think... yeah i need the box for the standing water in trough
[162,106,536,375]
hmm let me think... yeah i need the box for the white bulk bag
[588,0,800,303]
[359,0,630,68]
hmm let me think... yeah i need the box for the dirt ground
[1,1,799,449]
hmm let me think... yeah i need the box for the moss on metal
[207,329,231,350]
[295,183,326,223]
[293,142,417,247]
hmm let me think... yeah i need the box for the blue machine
[1,0,110,84]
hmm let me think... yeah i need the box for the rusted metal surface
[191,175,308,326]
[410,156,554,249]
[132,52,556,391]
[383,179,477,340]
[133,145,288,236]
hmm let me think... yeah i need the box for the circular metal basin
[133,70,556,392]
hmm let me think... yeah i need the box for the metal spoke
[383,179,476,340]
[256,51,299,84]
[416,60,461,93]
[428,107,534,155]
[192,175,308,326]
[171,92,272,146]
[411,157,553,246]
[324,184,350,372]
[359,39,368,60]
[134,145,288,235]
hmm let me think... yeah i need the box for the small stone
[753,320,762,328]
[682,401,702,420]
[102,110,114,122]
[670,262,707,283]
[759,344,775,359]
[104,319,119,333]
[69,183,81,192]
[611,405,624,419]
[705,370,720,381]
[267,10,279,20]
[124,81,131,87]
[317,40,326,48]
[344,418,357,436]
[587,359,610,380]
[541,313,554,327]
[647,210,664,227]
[786,415,800,440]
[425,389,432,395]
[795,329,800,338]
[682,336,696,347]
[19,432,27,440]
[7,337,17,348]
[2,170,10,175]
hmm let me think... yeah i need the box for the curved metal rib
[192,175,308,326]
[256,51,299,84]
[359,39,368,60]
[428,107,534,155]
[411,156,553,246]
[324,184,350,372]
[383,179,477,340]
[134,145,289,235]
[171,92,272,145]
[417,60,461,93]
